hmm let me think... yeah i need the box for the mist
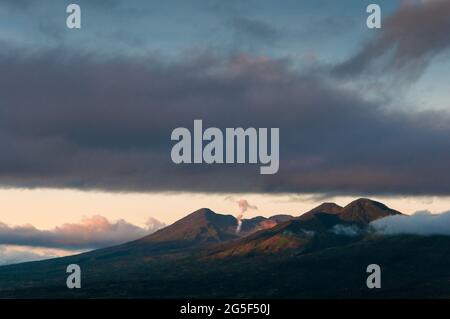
[371,210,450,236]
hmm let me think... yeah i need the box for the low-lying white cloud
[331,224,363,237]
[0,245,78,266]
[0,215,166,250]
[371,210,450,236]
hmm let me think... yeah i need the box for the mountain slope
[2,235,450,298]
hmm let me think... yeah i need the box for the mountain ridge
[205,198,401,258]
[1,198,432,299]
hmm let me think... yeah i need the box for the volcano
[1,198,449,299]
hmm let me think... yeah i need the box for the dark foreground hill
[0,199,449,299]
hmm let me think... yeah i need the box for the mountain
[2,234,450,299]
[240,214,294,233]
[1,198,449,299]
[135,207,294,246]
[91,208,293,257]
[300,199,400,223]
[207,212,359,258]
[267,214,294,223]
[207,199,401,258]
[300,202,343,218]
[338,198,402,223]
[138,208,238,245]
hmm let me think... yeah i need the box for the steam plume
[226,197,258,233]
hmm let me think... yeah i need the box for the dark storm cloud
[0,46,450,196]
[230,17,280,43]
[334,0,450,79]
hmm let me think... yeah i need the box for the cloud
[0,245,74,266]
[230,17,280,44]
[0,40,449,196]
[331,224,363,237]
[145,217,167,233]
[334,0,450,80]
[225,196,258,213]
[371,210,450,236]
[0,215,166,250]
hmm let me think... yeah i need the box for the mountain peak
[339,198,401,223]
[345,198,391,211]
[308,202,343,214]
[139,208,238,245]
[300,202,343,219]
[189,208,218,219]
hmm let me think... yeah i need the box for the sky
[0,0,450,263]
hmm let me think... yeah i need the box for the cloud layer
[0,1,449,196]
[0,48,449,196]
[371,210,450,236]
[0,216,165,249]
